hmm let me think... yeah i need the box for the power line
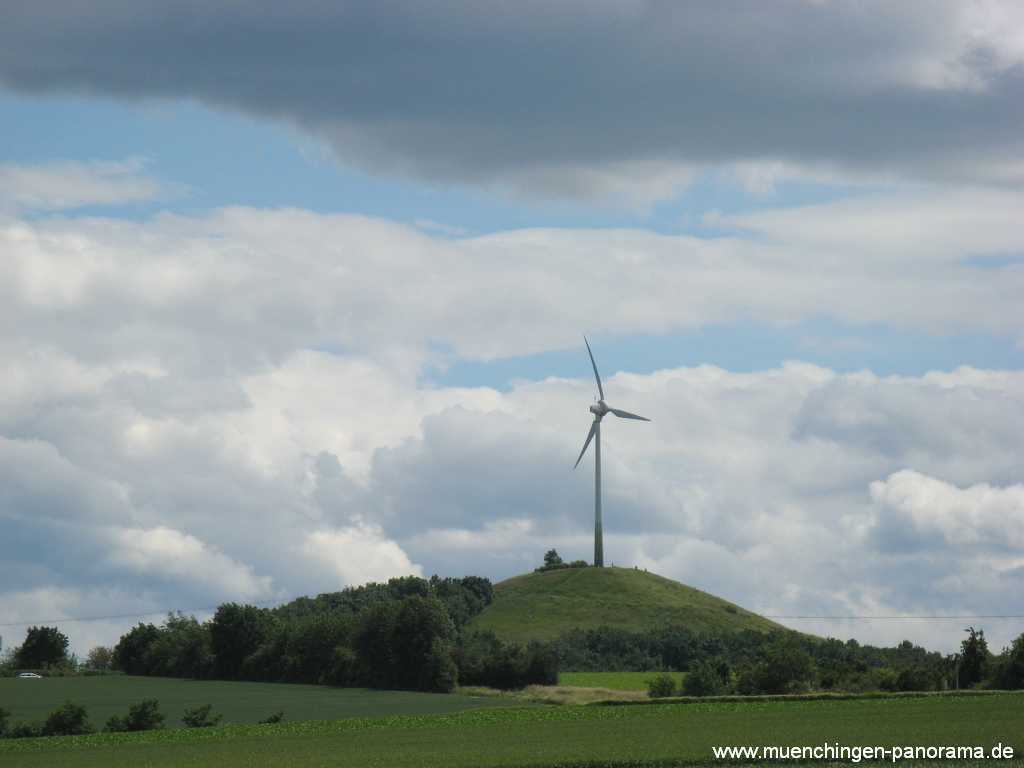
[0,598,291,629]
[766,615,1024,621]
[2,606,1023,629]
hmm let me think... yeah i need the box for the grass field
[0,675,520,728]
[560,672,685,691]
[468,567,783,643]
[2,690,1021,767]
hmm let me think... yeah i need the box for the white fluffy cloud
[2,175,1023,655]
[871,470,1024,550]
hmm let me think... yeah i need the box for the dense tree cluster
[107,575,551,693]
[14,626,70,669]
[553,625,1024,694]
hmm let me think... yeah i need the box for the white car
[17,672,42,679]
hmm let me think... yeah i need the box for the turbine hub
[589,400,608,417]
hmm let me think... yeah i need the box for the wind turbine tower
[574,337,650,567]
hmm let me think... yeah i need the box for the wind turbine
[574,337,650,567]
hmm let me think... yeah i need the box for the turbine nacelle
[589,400,609,417]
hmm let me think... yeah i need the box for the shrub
[0,707,9,737]
[646,672,677,698]
[105,699,164,732]
[182,703,222,728]
[6,721,43,738]
[42,701,94,736]
[683,660,728,697]
[259,711,285,724]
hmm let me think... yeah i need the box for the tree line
[103,575,556,693]
[4,570,1023,697]
[555,624,1024,694]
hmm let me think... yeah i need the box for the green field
[2,691,1021,767]
[560,671,685,691]
[0,675,518,728]
[468,567,783,643]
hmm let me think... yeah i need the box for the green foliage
[646,672,676,698]
[0,707,8,736]
[960,627,990,688]
[458,631,558,689]
[535,549,589,573]
[737,636,815,694]
[682,659,729,697]
[988,633,1024,690]
[42,701,94,736]
[112,623,161,675]
[85,647,113,672]
[15,626,69,669]
[105,699,164,732]
[146,614,214,679]
[181,704,222,728]
[210,604,273,680]
[259,711,285,724]
[5,721,43,738]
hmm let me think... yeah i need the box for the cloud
[0,159,167,212]
[1,2,1022,200]
[299,527,423,586]
[2,191,1024,655]
[870,470,1024,551]
[3,190,1023,380]
[105,526,274,600]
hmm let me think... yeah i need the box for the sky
[2,0,1024,657]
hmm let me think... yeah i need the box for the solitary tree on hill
[543,549,563,569]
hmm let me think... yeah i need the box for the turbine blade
[609,407,650,421]
[574,420,598,469]
[584,336,604,400]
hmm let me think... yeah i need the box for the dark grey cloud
[2,1,1023,194]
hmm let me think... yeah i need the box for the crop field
[560,672,685,691]
[0,675,518,728]
[1,690,1021,767]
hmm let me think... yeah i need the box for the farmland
[1,690,1021,767]
[560,671,685,691]
[0,675,519,729]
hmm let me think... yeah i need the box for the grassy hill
[467,566,785,643]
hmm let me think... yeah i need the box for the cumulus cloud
[3,190,1023,378]
[105,526,274,600]
[870,470,1024,551]
[1,2,1022,199]
[299,527,423,585]
[2,184,1023,654]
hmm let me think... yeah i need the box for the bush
[259,711,285,724]
[6,721,43,738]
[42,701,94,736]
[182,704,222,728]
[105,699,164,732]
[0,707,9,737]
[646,672,677,698]
[683,660,728,697]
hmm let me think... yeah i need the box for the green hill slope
[467,566,785,643]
